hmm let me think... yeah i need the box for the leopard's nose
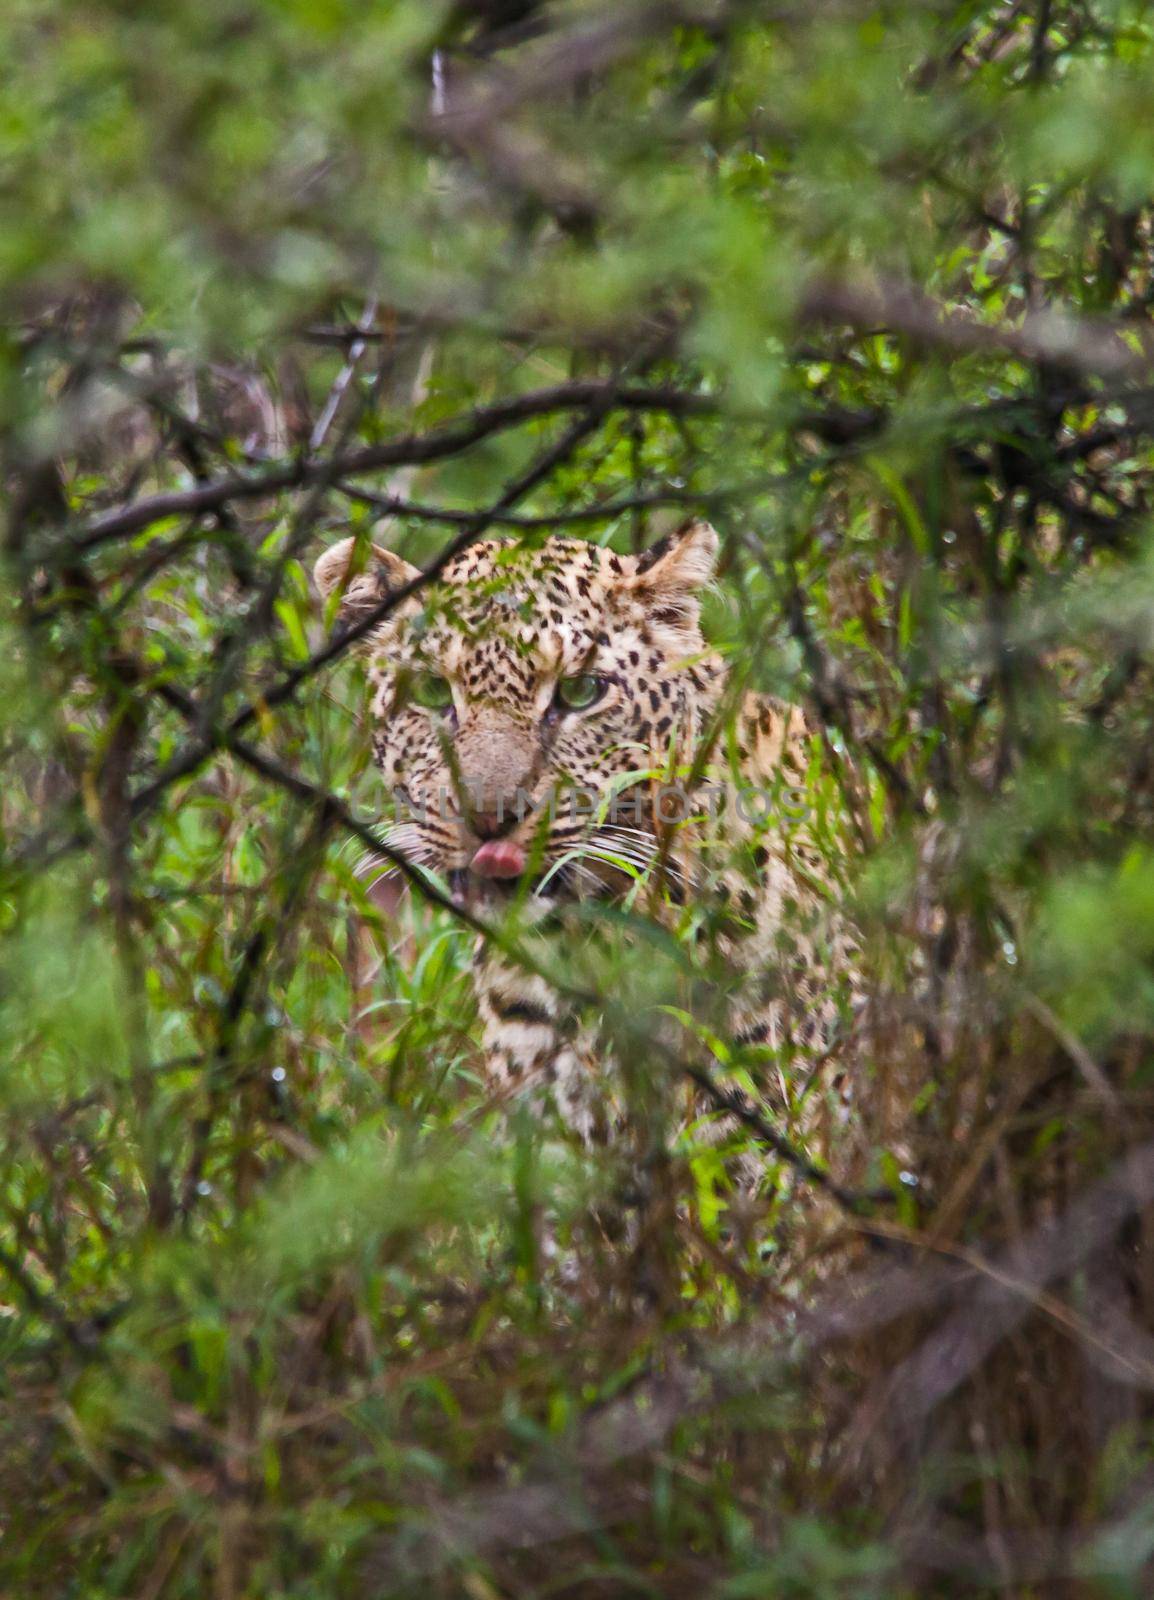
[471,809,516,841]
[467,789,536,840]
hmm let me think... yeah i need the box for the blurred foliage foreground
[9,1,1154,1594]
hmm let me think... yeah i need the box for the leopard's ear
[627,521,719,596]
[312,536,420,628]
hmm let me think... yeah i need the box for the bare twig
[334,482,735,526]
[683,1061,892,1214]
[799,272,1154,378]
[309,299,380,452]
[65,383,722,553]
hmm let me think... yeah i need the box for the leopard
[313,521,858,1159]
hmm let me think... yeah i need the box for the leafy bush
[6,1,1154,1594]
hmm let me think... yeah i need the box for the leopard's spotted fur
[315,524,856,1143]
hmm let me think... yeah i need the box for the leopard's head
[313,524,722,907]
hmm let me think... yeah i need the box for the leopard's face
[314,525,722,906]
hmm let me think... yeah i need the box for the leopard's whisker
[584,829,686,869]
[591,827,697,882]
[575,842,690,886]
[353,820,441,887]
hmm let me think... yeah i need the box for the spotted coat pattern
[314,524,853,1142]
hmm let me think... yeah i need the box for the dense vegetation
[6,0,1154,1593]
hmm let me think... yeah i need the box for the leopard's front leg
[471,941,674,1296]
[472,942,610,1145]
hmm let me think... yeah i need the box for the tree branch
[64,383,723,554]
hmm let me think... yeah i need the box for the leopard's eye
[408,672,454,712]
[555,674,606,712]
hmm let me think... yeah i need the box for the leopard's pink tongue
[469,839,527,880]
